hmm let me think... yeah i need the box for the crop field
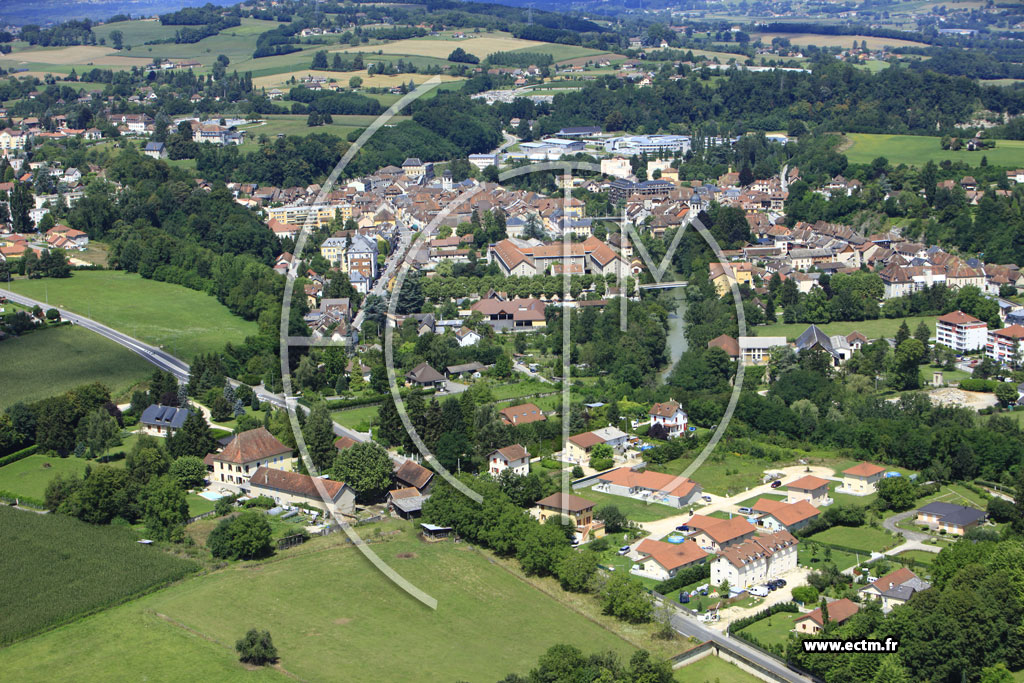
[842,133,1024,167]
[91,19,179,46]
[336,34,544,59]
[755,315,936,342]
[0,507,198,645]
[0,453,124,501]
[7,271,258,360]
[0,325,151,411]
[0,45,151,67]
[0,524,635,681]
[251,68,464,90]
[508,43,610,62]
[752,32,929,50]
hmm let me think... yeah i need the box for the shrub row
[728,601,799,634]
[0,444,38,467]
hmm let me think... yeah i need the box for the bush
[791,585,819,604]
[596,504,628,533]
[235,628,278,665]
[207,510,273,560]
[653,562,711,594]
[600,572,653,623]
[590,457,614,471]
[243,495,276,509]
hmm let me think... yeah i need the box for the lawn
[0,325,151,410]
[0,506,198,646]
[6,271,258,360]
[579,487,688,523]
[842,133,1024,168]
[809,525,898,553]
[0,523,636,681]
[737,612,797,650]
[331,404,378,431]
[828,480,878,508]
[492,378,555,401]
[799,543,861,572]
[914,483,988,510]
[755,315,936,342]
[186,493,217,519]
[648,450,772,496]
[675,655,763,683]
[0,452,126,500]
[892,549,938,568]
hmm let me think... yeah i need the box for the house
[936,310,987,353]
[488,444,530,477]
[707,334,740,360]
[334,435,357,452]
[860,567,931,612]
[533,492,605,543]
[405,362,446,390]
[785,475,832,506]
[593,467,702,507]
[346,234,379,281]
[394,458,434,494]
[839,462,887,495]
[248,467,356,516]
[986,324,1024,366]
[45,224,89,248]
[446,362,484,378]
[915,502,986,535]
[455,326,480,347]
[469,297,546,332]
[204,427,295,489]
[649,400,689,438]
[143,141,167,159]
[401,157,428,178]
[468,153,498,170]
[499,403,546,426]
[387,486,427,519]
[688,514,758,552]
[750,498,820,533]
[709,261,753,296]
[630,539,708,581]
[139,404,192,437]
[738,336,788,365]
[710,529,798,589]
[793,598,859,634]
[566,431,607,463]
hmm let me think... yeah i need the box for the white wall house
[648,400,688,438]
[710,530,798,589]
[935,310,987,353]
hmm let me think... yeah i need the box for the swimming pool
[198,491,225,501]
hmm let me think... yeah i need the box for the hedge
[654,562,711,594]
[320,388,432,411]
[0,489,46,508]
[728,601,799,634]
[959,378,998,392]
[0,444,38,468]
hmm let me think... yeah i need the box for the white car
[748,585,770,597]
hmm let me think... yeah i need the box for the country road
[0,287,368,444]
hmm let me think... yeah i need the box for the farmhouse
[860,567,932,613]
[688,514,758,552]
[793,598,859,634]
[750,498,820,533]
[593,467,702,507]
[915,502,986,535]
[839,462,887,495]
[785,475,832,506]
[394,458,434,494]
[387,486,427,519]
[488,444,530,477]
[533,492,605,543]
[710,529,798,589]
[204,427,295,488]
[499,402,546,426]
[139,404,192,438]
[248,467,356,516]
[630,539,708,581]
[648,400,688,438]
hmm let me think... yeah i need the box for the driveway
[882,509,930,542]
[706,566,812,631]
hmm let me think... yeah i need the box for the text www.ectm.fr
[802,638,899,653]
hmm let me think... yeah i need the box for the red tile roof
[843,462,886,477]
[786,475,830,491]
[635,539,708,571]
[794,598,859,627]
[499,403,546,425]
[597,467,698,498]
[568,431,605,449]
[249,467,348,501]
[649,400,682,418]
[937,310,982,325]
[750,498,819,527]
[209,427,291,465]
[394,459,433,490]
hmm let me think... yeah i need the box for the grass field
[186,493,217,519]
[675,655,763,682]
[0,453,125,500]
[493,378,554,401]
[0,325,151,410]
[91,19,179,46]
[0,523,636,681]
[799,543,861,571]
[842,133,1024,167]
[239,114,408,141]
[753,32,929,50]
[0,507,198,645]
[649,451,773,496]
[809,525,897,553]
[509,43,609,62]
[578,487,687,522]
[737,611,797,649]
[6,271,258,359]
[0,45,150,67]
[336,34,544,59]
[251,68,464,89]
[893,549,938,567]
[755,315,936,342]
[331,404,378,431]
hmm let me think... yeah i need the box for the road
[513,361,552,384]
[0,287,368,444]
[882,509,931,542]
[351,226,412,332]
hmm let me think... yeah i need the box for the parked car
[748,585,769,597]
[770,480,782,489]
[679,592,690,604]
[777,579,787,587]
[702,495,713,502]
[738,506,753,514]
[617,545,631,555]
[675,525,689,532]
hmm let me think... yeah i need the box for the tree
[142,475,190,541]
[493,353,512,379]
[207,510,273,560]
[303,402,336,472]
[448,47,480,64]
[78,406,120,459]
[349,75,363,89]
[169,456,208,489]
[235,629,278,666]
[596,504,628,533]
[555,550,598,592]
[589,443,614,470]
[995,382,1017,408]
[516,522,570,576]
[311,50,328,70]
[892,338,925,390]
[600,572,653,623]
[895,320,911,347]
[331,441,393,503]
[126,442,172,484]
[167,411,215,460]
[914,320,931,354]
[876,476,917,511]
[110,30,123,50]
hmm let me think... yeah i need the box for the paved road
[1,288,368,444]
[513,361,552,384]
[882,509,931,542]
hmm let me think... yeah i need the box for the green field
[0,325,152,410]
[675,655,763,683]
[649,450,771,496]
[737,612,797,650]
[509,43,608,62]
[6,271,258,360]
[0,523,636,681]
[893,549,938,568]
[492,378,555,401]
[0,507,198,645]
[809,525,897,553]
[0,453,125,500]
[579,487,688,523]
[799,543,861,571]
[186,493,217,519]
[331,404,379,431]
[238,114,410,148]
[843,133,1024,168]
[92,20,179,46]
[755,315,936,342]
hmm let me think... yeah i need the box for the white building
[630,539,708,581]
[455,326,481,347]
[738,336,788,365]
[592,467,702,508]
[603,134,691,156]
[487,444,530,477]
[648,400,688,438]
[468,153,498,170]
[987,324,1024,365]
[710,530,798,589]
[936,310,987,353]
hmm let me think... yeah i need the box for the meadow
[842,133,1024,167]
[752,32,929,50]
[331,404,379,431]
[754,315,936,342]
[736,612,796,650]
[808,525,898,553]
[91,19,179,46]
[0,507,198,645]
[0,325,152,410]
[0,524,636,681]
[0,452,125,500]
[674,655,763,682]
[7,271,258,360]
[336,34,544,59]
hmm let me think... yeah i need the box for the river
[659,289,688,382]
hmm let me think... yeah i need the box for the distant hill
[0,0,236,26]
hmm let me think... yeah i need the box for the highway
[0,287,368,444]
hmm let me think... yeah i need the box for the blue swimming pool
[198,491,225,501]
